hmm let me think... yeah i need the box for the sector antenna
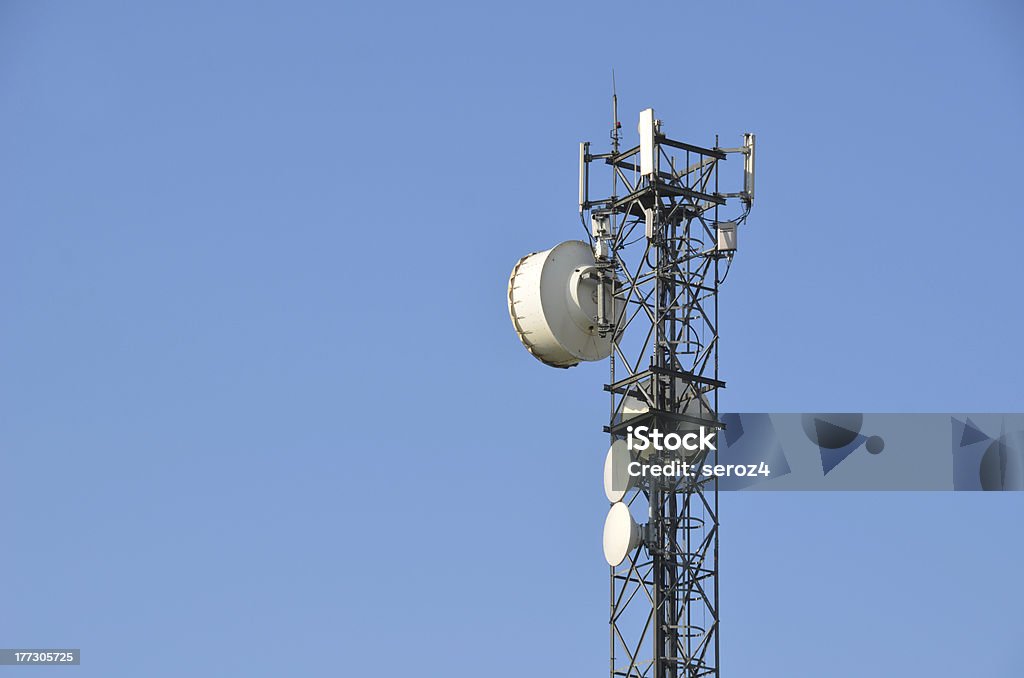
[507,105,757,678]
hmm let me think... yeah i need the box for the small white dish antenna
[603,439,636,503]
[603,501,641,567]
[508,240,618,368]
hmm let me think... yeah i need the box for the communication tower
[508,104,756,678]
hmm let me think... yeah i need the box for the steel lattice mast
[581,109,753,678]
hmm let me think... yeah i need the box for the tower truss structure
[580,111,753,678]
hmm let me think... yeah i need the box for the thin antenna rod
[611,69,621,153]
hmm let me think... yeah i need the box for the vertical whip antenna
[611,69,621,153]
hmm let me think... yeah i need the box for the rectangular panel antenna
[579,142,589,214]
[639,109,657,177]
[743,133,756,203]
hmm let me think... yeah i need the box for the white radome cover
[603,501,640,567]
[603,439,635,503]
[507,240,616,368]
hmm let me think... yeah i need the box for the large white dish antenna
[619,383,714,459]
[603,501,641,567]
[603,439,636,503]
[508,240,617,368]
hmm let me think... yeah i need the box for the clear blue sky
[1,1,1022,676]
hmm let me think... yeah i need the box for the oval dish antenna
[603,439,636,503]
[603,501,641,567]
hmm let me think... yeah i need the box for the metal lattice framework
[581,110,752,678]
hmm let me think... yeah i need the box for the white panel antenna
[638,108,657,177]
[579,142,589,215]
[743,133,756,204]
